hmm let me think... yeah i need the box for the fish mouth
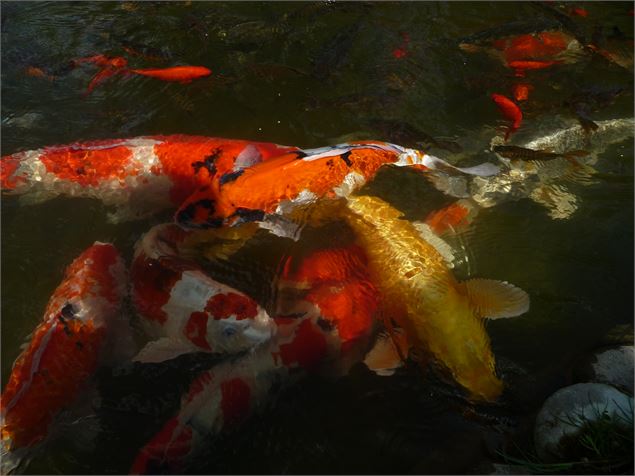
[243,311,277,344]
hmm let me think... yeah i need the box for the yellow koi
[341,195,530,402]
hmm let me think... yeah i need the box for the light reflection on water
[1,1,633,474]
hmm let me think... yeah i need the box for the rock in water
[575,345,634,393]
[534,383,633,462]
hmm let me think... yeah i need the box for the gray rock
[534,383,633,462]
[589,346,634,393]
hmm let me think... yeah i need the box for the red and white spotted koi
[0,243,127,472]
[175,141,500,230]
[1,135,299,222]
[130,245,380,474]
[131,223,276,363]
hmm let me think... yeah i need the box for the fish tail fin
[129,417,195,475]
[420,154,500,177]
[85,67,124,95]
[464,278,530,319]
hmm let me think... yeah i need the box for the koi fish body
[340,195,530,402]
[0,243,127,471]
[130,245,380,474]
[175,141,500,230]
[1,136,299,222]
[131,223,276,363]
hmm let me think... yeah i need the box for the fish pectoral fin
[132,337,204,364]
[464,278,530,319]
[363,328,410,376]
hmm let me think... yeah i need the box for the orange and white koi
[1,135,299,222]
[175,141,500,230]
[130,245,380,474]
[0,243,126,471]
[130,223,276,363]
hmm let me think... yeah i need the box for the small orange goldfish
[128,66,211,83]
[491,93,523,141]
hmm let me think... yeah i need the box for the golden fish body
[342,195,504,401]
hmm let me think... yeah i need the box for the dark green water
[1,1,633,474]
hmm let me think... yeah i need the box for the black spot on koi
[191,148,222,176]
[340,151,353,167]
[219,169,244,185]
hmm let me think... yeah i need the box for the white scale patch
[162,270,225,336]
[332,171,366,198]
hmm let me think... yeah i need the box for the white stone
[534,383,633,462]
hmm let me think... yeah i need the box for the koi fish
[512,83,533,101]
[491,93,523,141]
[339,194,530,402]
[130,223,276,363]
[175,141,500,230]
[0,243,127,472]
[492,145,588,162]
[128,66,211,83]
[130,244,380,473]
[459,21,584,67]
[1,135,299,222]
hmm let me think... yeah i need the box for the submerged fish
[175,141,499,231]
[128,65,211,83]
[459,20,585,67]
[130,244,380,474]
[339,195,530,402]
[492,145,588,162]
[451,117,635,219]
[1,135,299,222]
[491,93,523,141]
[131,223,275,363]
[0,243,127,472]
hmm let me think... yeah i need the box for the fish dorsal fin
[464,278,530,319]
[411,221,456,268]
[363,328,410,376]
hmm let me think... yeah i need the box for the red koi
[512,83,533,101]
[130,245,379,474]
[128,66,211,83]
[0,243,126,464]
[72,54,128,69]
[392,31,410,59]
[1,136,299,222]
[569,7,588,17]
[491,93,523,141]
[130,223,275,362]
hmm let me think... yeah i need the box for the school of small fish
[1,2,633,474]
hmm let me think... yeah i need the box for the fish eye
[222,326,237,338]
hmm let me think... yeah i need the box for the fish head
[204,298,276,353]
[430,289,504,402]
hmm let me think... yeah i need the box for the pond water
[1,1,633,474]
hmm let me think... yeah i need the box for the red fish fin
[85,68,122,94]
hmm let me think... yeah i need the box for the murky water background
[1,1,633,474]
